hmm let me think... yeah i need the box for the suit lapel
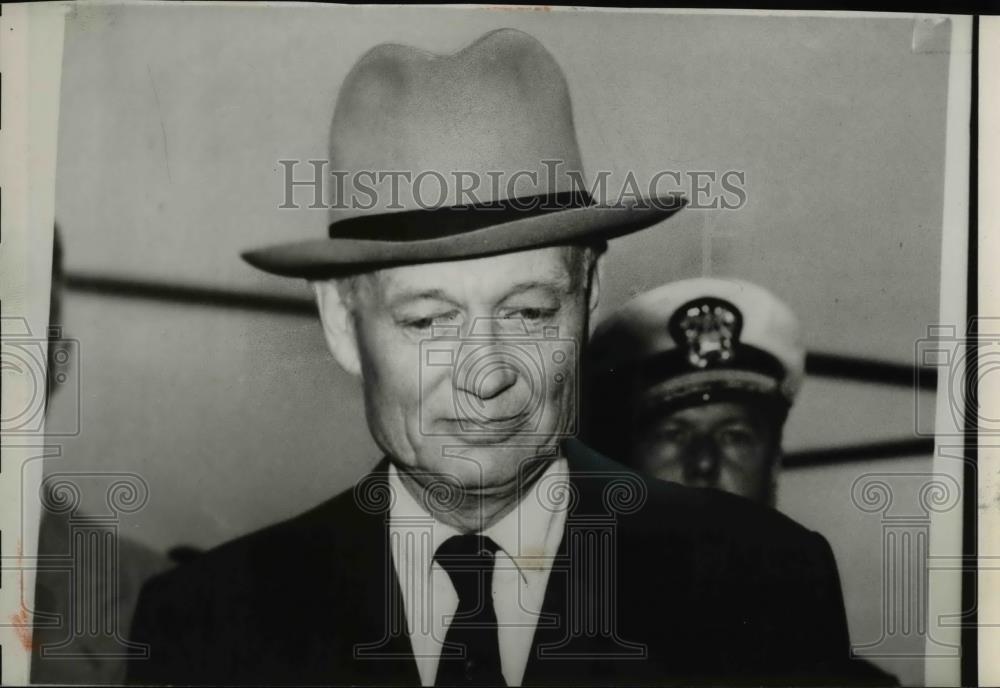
[523,440,665,686]
[297,458,420,685]
[523,440,628,684]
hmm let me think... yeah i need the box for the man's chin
[412,440,561,488]
[435,432,570,458]
[446,429,526,446]
[426,417,571,447]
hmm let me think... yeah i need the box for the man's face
[630,400,779,503]
[321,246,593,493]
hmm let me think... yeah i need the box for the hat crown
[329,28,585,223]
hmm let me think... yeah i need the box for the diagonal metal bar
[806,351,937,390]
[64,272,315,316]
[783,437,936,469]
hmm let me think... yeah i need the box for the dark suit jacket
[127,440,893,686]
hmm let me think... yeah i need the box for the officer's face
[630,401,779,504]
[316,246,594,496]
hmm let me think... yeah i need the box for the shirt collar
[388,457,569,582]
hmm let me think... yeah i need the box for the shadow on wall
[30,227,199,685]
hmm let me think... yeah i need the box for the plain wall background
[42,6,955,685]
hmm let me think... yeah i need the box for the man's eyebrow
[386,289,461,309]
[497,278,571,301]
[637,400,688,423]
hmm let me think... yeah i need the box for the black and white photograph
[0,4,986,687]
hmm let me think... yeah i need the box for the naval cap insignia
[668,297,743,369]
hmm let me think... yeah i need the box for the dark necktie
[433,534,507,687]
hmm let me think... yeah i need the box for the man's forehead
[370,246,577,301]
[650,400,760,425]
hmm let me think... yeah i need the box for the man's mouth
[439,417,527,432]
[434,414,534,442]
[450,408,532,423]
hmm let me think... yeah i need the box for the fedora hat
[242,28,685,279]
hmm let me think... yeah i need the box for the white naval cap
[589,277,805,408]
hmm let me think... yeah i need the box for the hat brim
[637,371,791,423]
[241,194,686,279]
[646,369,783,405]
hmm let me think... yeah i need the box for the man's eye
[717,428,757,447]
[501,307,556,322]
[405,317,435,331]
[402,312,459,331]
[653,426,688,444]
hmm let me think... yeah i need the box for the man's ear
[587,252,604,325]
[312,280,362,377]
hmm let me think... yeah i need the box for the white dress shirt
[388,458,569,687]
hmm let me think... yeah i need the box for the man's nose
[682,437,721,483]
[455,319,526,401]
[463,360,519,400]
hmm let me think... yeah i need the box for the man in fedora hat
[128,29,871,686]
